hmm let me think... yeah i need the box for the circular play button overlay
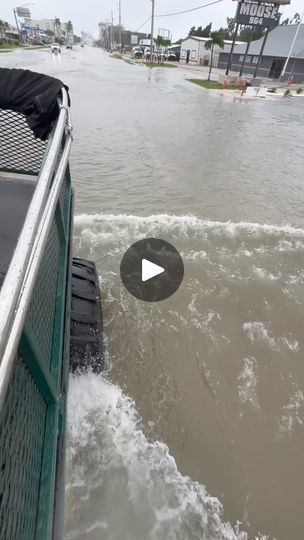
[120,238,184,302]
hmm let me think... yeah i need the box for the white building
[180,36,244,67]
[23,18,73,42]
[0,20,18,42]
[24,18,54,33]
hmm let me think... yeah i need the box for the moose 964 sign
[236,1,282,28]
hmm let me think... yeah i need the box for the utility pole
[280,11,304,81]
[13,8,23,44]
[119,0,122,51]
[150,0,155,63]
[111,9,114,51]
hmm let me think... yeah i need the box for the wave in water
[64,372,269,540]
[66,213,303,539]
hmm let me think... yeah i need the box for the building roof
[183,35,244,45]
[234,24,304,59]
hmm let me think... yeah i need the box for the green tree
[291,13,301,24]
[188,23,212,38]
[239,25,265,42]
[205,31,225,81]
[53,17,61,39]
[156,36,171,47]
[226,17,236,35]
[280,14,301,26]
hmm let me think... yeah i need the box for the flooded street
[2,46,304,540]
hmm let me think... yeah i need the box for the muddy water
[2,47,304,540]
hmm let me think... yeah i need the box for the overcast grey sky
[1,0,303,40]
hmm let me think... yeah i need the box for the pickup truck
[51,43,61,54]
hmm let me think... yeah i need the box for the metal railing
[0,88,72,408]
[0,86,73,540]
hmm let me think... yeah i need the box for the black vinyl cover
[0,68,70,140]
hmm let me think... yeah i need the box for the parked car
[51,43,61,54]
[66,44,73,50]
[165,52,177,62]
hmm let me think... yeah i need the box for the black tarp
[0,68,70,140]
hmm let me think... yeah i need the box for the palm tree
[205,31,225,81]
[53,17,61,40]
[292,13,301,25]
[67,20,73,33]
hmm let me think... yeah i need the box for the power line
[156,0,224,18]
[135,16,152,31]
[135,0,224,33]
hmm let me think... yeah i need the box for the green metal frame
[0,160,73,539]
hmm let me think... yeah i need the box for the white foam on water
[242,323,301,355]
[253,267,281,281]
[242,322,279,352]
[65,372,258,540]
[74,213,304,235]
[74,213,304,245]
[278,390,304,436]
[238,358,260,410]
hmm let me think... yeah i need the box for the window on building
[239,56,244,62]
[181,49,186,58]
[191,50,197,59]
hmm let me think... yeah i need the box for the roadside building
[0,20,18,43]
[81,31,94,46]
[218,24,304,82]
[22,18,73,43]
[24,18,54,33]
[98,22,147,50]
[180,36,244,66]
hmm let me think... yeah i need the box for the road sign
[236,2,281,28]
[16,7,31,18]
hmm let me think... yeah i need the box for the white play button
[121,239,184,302]
[142,259,165,282]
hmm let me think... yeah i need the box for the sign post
[226,1,243,76]
[253,27,270,77]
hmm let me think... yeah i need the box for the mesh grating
[0,356,47,540]
[0,109,47,175]
[25,219,61,371]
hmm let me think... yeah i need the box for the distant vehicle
[166,52,177,62]
[51,43,61,54]
[80,43,84,48]
[131,47,143,59]
[66,44,72,50]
